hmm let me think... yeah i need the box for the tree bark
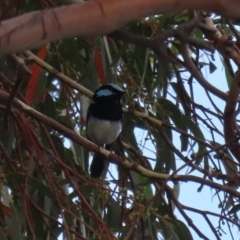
[0,0,240,54]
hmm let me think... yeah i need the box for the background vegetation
[0,1,240,240]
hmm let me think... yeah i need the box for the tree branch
[181,43,227,101]
[224,70,240,162]
[0,90,240,200]
[1,0,240,54]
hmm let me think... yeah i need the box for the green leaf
[209,61,217,74]
[194,29,203,39]
[158,218,193,240]
[204,155,209,171]
[39,92,56,120]
[144,216,158,239]
[0,118,15,154]
[158,97,188,152]
[0,229,8,240]
[222,58,233,89]
[6,173,54,199]
[182,116,207,165]
[132,173,153,199]
[50,134,65,159]
[34,70,48,101]
[152,196,172,216]
[106,198,122,231]
[59,38,86,70]
[228,204,240,215]
[9,203,23,240]
[150,118,175,174]
[158,217,179,240]
[121,115,138,149]
[174,219,194,240]
[210,141,238,188]
[171,183,180,211]
[154,135,175,174]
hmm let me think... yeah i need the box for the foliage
[0,1,240,240]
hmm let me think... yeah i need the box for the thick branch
[224,70,240,162]
[1,0,240,54]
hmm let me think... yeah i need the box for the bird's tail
[90,153,105,178]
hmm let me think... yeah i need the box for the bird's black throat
[87,95,123,121]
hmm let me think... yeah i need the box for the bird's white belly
[87,117,122,145]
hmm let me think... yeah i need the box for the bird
[86,84,125,178]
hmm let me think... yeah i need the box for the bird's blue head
[93,84,125,101]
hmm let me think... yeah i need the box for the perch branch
[0,90,239,200]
